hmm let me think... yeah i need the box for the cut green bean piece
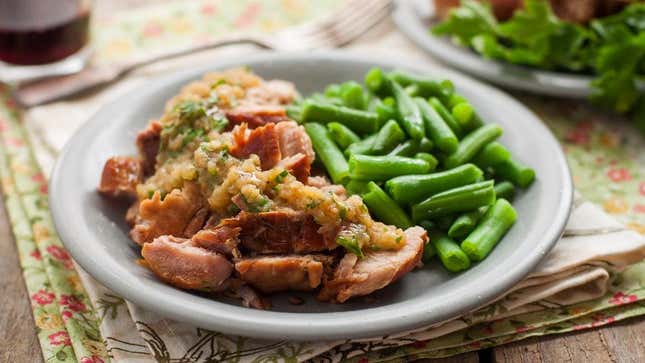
[422,240,436,263]
[437,215,455,231]
[494,181,515,202]
[443,124,503,169]
[419,220,435,231]
[405,84,420,97]
[387,140,417,157]
[349,154,431,181]
[327,122,361,150]
[364,67,388,95]
[448,206,488,239]
[411,181,495,221]
[361,182,412,229]
[414,153,438,171]
[431,231,471,272]
[388,70,453,101]
[419,137,434,152]
[375,99,398,125]
[340,81,367,110]
[372,119,406,154]
[461,199,517,261]
[301,101,379,134]
[286,105,302,123]
[344,134,376,157]
[428,97,463,137]
[304,123,349,184]
[415,97,458,153]
[493,158,536,188]
[472,142,511,170]
[391,80,425,140]
[448,94,468,108]
[452,102,474,127]
[325,84,341,98]
[385,163,483,205]
[345,179,370,196]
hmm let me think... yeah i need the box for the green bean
[448,206,488,239]
[414,153,438,171]
[345,179,370,196]
[344,134,376,157]
[375,98,398,125]
[385,163,483,205]
[443,124,503,169]
[437,215,456,231]
[327,122,361,150]
[415,97,458,153]
[390,80,425,140]
[361,182,412,229]
[304,123,349,184]
[340,81,367,110]
[493,158,536,188]
[387,140,417,157]
[451,102,474,127]
[431,231,471,272]
[405,84,420,97]
[349,154,431,181]
[461,199,517,261]
[448,94,468,108]
[324,84,341,98]
[418,137,434,152]
[411,180,495,221]
[388,70,453,101]
[494,181,515,202]
[286,105,302,123]
[372,119,406,154]
[422,241,436,263]
[364,67,389,95]
[301,101,379,134]
[428,97,463,137]
[472,142,511,170]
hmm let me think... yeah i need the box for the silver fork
[15,0,392,107]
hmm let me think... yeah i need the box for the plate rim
[392,0,596,98]
[49,51,573,340]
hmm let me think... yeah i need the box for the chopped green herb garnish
[177,100,206,122]
[336,235,364,258]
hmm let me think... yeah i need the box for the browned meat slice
[191,224,241,257]
[235,255,329,293]
[141,235,233,290]
[230,123,282,170]
[130,182,206,245]
[225,106,290,129]
[136,120,162,175]
[125,201,140,226]
[222,210,336,254]
[275,121,315,163]
[276,153,310,183]
[318,227,427,303]
[98,156,143,199]
[183,207,209,237]
[243,80,297,106]
[550,0,598,23]
[434,0,521,20]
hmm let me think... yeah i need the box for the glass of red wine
[0,0,92,83]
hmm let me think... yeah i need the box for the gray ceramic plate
[393,0,597,98]
[50,52,572,341]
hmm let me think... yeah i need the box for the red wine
[0,0,90,65]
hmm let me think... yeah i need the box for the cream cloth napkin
[23,23,645,362]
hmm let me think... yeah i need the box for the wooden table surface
[1,197,644,362]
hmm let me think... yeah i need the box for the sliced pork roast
[130,182,207,245]
[141,235,233,290]
[225,106,291,129]
[235,255,333,293]
[222,210,337,254]
[191,224,241,258]
[98,156,143,199]
[318,227,427,303]
[136,120,162,175]
[230,121,314,182]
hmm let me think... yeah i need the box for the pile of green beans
[293,68,536,272]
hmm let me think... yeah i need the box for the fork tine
[280,0,370,39]
[299,0,392,48]
[330,2,392,46]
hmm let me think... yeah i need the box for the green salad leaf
[433,0,645,131]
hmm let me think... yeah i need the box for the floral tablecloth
[0,1,644,362]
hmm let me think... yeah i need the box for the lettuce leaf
[433,0,645,128]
